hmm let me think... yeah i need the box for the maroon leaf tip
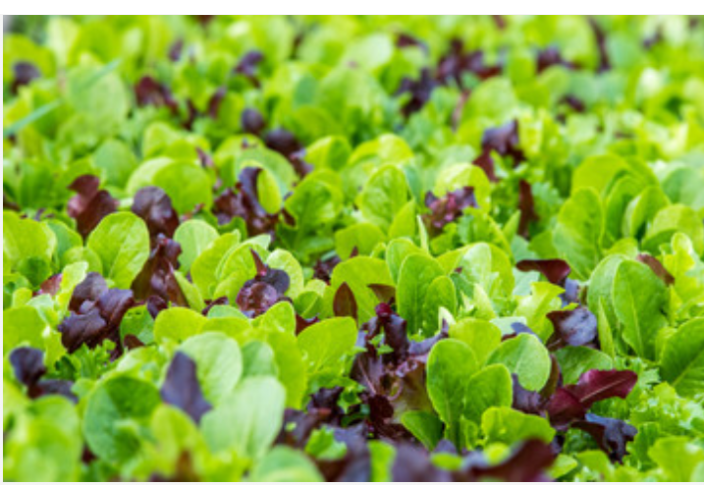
[548,369,637,428]
[67,175,119,238]
[516,259,571,285]
[333,282,358,321]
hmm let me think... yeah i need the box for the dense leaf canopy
[3,15,704,482]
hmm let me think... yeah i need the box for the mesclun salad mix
[3,15,704,482]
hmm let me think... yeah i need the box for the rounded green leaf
[249,446,323,482]
[154,307,207,344]
[297,317,358,379]
[3,211,57,267]
[463,364,513,423]
[87,212,150,289]
[241,341,279,378]
[3,305,47,351]
[481,407,555,445]
[572,154,630,195]
[191,232,241,299]
[487,333,551,391]
[334,222,386,259]
[83,377,160,463]
[449,318,502,367]
[152,161,213,214]
[358,164,410,230]
[173,219,219,274]
[400,411,444,451]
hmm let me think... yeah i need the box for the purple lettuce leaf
[11,61,41,94]
[233,50,264,87]
[131,186,180,242]
[241,108,266,136]
[135,76,178,112]
[479,120,525,167]
[132,234,187,306]
[395,33,427,50]
[312,255,341,284]
[516,258,571,285]
[207,86,226,119]
[235,249,290,317]
[264,128,302,158]
[457,440,556,482]
[350,304,447,441]
[545,306,599,351]
[548,369,637,428]
[561,95,586,113]
[573,413,637,463]
[264,128,313,178]
[276,388,373,481]
[295,314,320,335]
[436,39,501,86]
[536,46,578,74]
[333,282,358,321]
[391,443,452,482]
[59,274,135,354]
[213,167,280,237]
[67,175,118,238]
[10,347,46,387]
[277,387,346,449]
[68,272,108,312]
[472,148,497,182]
[316,425,372,482]
[10,347,76,402]
[423,187,477,235]
[588,17,612,73]
[160,352,212,424]
[168,39,183,62]
[517,179,538,238]
[512,374,549,416]
[396,68,437,118]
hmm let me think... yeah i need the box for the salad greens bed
[3,15,704,483]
